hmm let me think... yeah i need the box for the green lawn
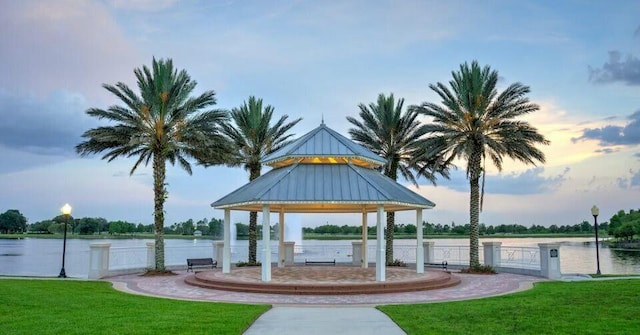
[379,280,640,335]
[0,279,269,335]
[4,278,639,335]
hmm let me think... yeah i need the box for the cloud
[432,167,570,195]
[589,51,640,85]
[0,90,93,156]
[574,111,640,146]
[0,1,141,99]
[486,167,570,195]
[617,169,640,190]
[595,148,619,154]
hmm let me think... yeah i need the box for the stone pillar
[539,243,561,279]
[352,241,363,266]
[146,242,155,269]
[261,205,271,282]
[214,241,224,268]
[423,241,435,263]
[375,204,385,282]
[416,210,424,274]
[483,242,502,267]
[284,241,295,266]
[88,243,110,279]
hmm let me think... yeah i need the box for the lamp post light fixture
[591,205,601,275]
[58,203,72,278]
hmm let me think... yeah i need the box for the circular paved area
[186,267,459,294]
[108,270,543,306]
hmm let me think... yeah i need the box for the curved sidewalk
[108,270,543,306]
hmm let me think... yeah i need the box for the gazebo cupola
[212,122,435,282]
[261,121,386,170]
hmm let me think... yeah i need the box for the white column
[416,209,424,274]
[261,205,272,282]
[361,207,368,268]
[146,242,155,269]
[483,242,502,267]
[88,243,110,279]
[376,204,385,281]
[352,241,362,266]
[223,209,231,273]
[423,241,435,263]
[284,241,295,265]
[213,241,224,268]
[278,209,285,268]
[539,243,561,279]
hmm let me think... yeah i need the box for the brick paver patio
[108,269,543,305]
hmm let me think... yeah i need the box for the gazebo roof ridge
[261,122,387,168]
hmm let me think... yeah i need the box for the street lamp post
[591,205,601,275]
[58,203,72,278]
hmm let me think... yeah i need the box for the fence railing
[501,246,540,269]
[91,241,559,279]
[109,246,147,270]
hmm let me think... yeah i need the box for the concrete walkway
[244,307,405,335]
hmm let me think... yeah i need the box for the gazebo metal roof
[211,122,435,213]
[211,163,434,212]
[261,122,387,169]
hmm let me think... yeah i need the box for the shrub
[387,259,407,267]
[460,264,496,274]
[236,261,261,267]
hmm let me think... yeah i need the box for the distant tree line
[303,220,610,236]
[0,210,226,237]
[6,208,639,241]
[607,209,640,241]
[0,210,27,234]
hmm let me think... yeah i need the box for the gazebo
[211,122,435,282]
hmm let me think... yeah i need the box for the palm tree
[76,58,234,271]
[347,93,448,264]
[411,61,549,268]
[221,96,301,264]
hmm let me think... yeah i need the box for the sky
[1,0,639,229]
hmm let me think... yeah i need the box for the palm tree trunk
[248,211,257,264]
[386,211,395,264]
[468,152,482,268]
[152,151,166,271]
[384,159,399,265]
[248,166,261,264]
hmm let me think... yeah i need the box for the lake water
[1,237,638,278]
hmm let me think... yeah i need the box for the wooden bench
[187,258,217,272]
[425,261,448,270]
[304,259,336,266]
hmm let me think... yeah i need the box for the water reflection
[610,248,640,264]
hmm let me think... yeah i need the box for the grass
[379,280,640,335]
[0,279,269,335]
